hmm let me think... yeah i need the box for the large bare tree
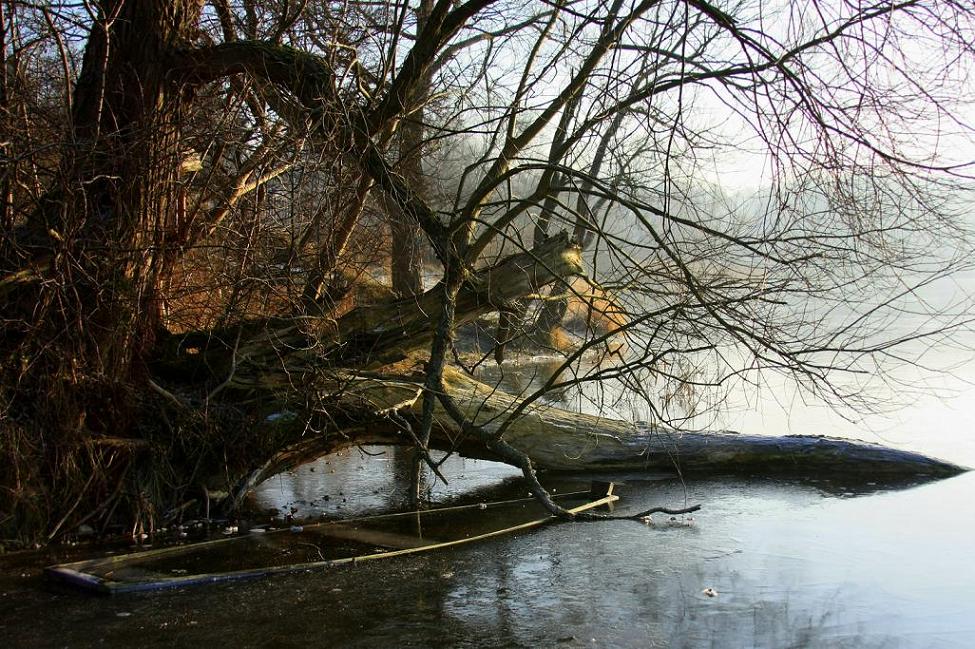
[1,0,973,540]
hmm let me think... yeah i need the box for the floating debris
[264,410,297,423]
[702,587,718,598]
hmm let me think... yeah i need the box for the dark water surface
[2,454,973,648]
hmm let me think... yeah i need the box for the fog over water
[476,262,975,468]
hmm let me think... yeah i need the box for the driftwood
[236,366,967,499]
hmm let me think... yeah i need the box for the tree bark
[336,232,583,363]
[389,131,426,298]
[1,1,211,541]
[30,0,205,376]
[389,0,434,299]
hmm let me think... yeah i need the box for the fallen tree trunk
[234,366,967,500]
[160,232,583,382]
[331,232,584,366]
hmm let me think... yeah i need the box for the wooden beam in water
[45,489,618,595]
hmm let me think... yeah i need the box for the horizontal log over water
[237,367,967,498]
[533,429,969,477]
[435,368,967,477]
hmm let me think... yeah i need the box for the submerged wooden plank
[45,490,618,595]
[319,524,439,550]
[51,491,586,576]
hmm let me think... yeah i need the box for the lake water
[2,461,973,648]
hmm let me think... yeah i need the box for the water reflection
[423,474,975,649]
[253,446,556,520]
